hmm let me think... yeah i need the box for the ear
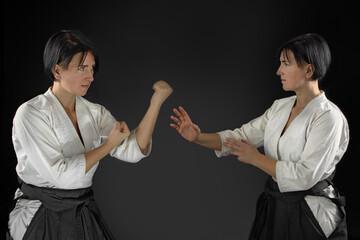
[305,64,314,80]
[52,64,62,80]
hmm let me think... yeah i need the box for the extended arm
[194,133,222,151]
[170,106,222,151]
[171,106,277,177]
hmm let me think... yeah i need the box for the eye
[281,61,290,66]
[78,65,85,71]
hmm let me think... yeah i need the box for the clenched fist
[106,121,130,148]
[150,80,173,106]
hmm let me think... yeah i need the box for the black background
[1,0,359,239]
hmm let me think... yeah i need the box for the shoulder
[77,96,110,116]
[266,95,296,116]
[314,96,348,127]
[14,92,52,123]
[77,96,116,131]
[272,95,296,107]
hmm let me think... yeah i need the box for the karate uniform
[215,92,349,238]
[8,88,151,240]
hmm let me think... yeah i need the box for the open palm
[170,106,201,142]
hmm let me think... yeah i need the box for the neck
[294,80,321,109]
[51,82,76,112]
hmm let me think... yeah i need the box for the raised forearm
[136,103,161,153]
[136,80,172,153]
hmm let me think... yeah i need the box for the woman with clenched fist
[7,30,172,240]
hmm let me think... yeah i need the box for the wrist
[103,140,116,152]
[149,100,162,112]
[193,133,202,143]
[252,153,264,168]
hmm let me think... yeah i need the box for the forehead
[70,51,95,65]
[280,49,295,61]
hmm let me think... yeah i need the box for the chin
[78,88,90,96]
[282,84,294,92]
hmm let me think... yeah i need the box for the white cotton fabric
[215,92,349,237]
[9,88,151,240]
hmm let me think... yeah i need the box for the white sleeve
[276,110,349,192]
[13,104,86,189]
[95,106,152,163]
[215,107,272,157]
[110,129,151,163]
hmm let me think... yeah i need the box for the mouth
[81,84,90,89]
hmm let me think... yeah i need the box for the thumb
[113,121,120,130]
[153,82,158,91]
[119,121,128,132]
[192,123,201,133]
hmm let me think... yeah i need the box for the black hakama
[12,179,115,240]
[249,174,347,240]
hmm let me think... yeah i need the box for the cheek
[61,73,81,88]
[288,71,307,89]
[287,68,304,81]
[293,69,306,82]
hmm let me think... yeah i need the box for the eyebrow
[79,64,96,68]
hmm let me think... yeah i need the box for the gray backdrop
[2,0,359,239]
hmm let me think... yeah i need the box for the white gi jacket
[9,88,152,240]
[215,92,349,237]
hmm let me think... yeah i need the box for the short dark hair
[277,33,331,81]
[43,30,99,81]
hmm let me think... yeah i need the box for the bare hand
[106,121,130,148]
[223,138,260,165]
[170,106,201,142]
[150,80,173,106]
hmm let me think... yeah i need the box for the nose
[85,68,94,82]
[276,65,283,76]
[89,74,94,82]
